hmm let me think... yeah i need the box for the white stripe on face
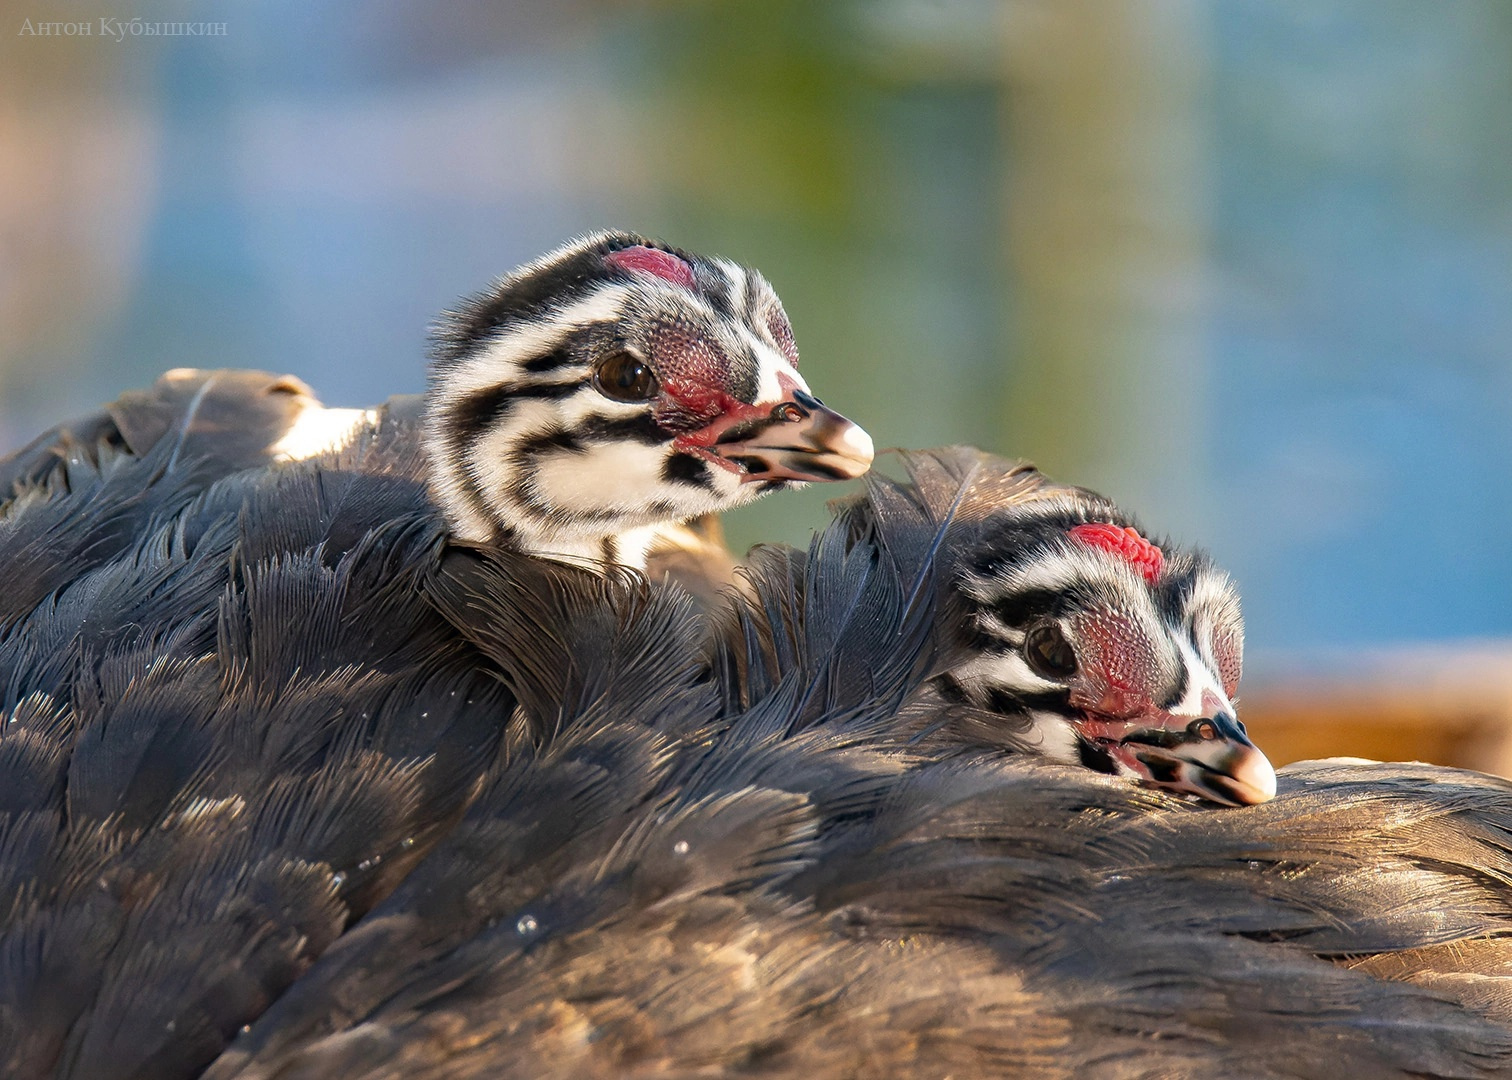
[952,649,1062,699]
[713,258,748,313]
[1185,568,1243,684]
[528,439,671,515]
[442,285,634,398]
[748,333,806,405]
[1022,709,1080,763]
[962,546,1130,607]
[1167,632,1235,720]
[463,398,563,530]
[555,386,641,428]
[520,436,750,538]
[700,260,808,407]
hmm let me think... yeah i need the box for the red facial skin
[1057,599,1270,804]
[1065,605,1169,722]
[604,246,698,290]
[1070,523,1163,584]
[1035,526,1270,804]
[664,372,805,476]
[1211,619,1243,699]
[625,278,778,473]
[1061,528,1182,745]
[1073,686,1231,778]
[603,245,827,478]
[768,310,798,366]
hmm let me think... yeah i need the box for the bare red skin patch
[1070,523,1164,585]
[1070,607,1160,711]
[671,401,767,474]
[605,246,697,291]
[665,374,800,475]
[768,310,799,366]
[1211,620,1243,698]
[642,316,756,471]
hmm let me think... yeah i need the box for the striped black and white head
[942,491,1275,807]
[426,231,874,567]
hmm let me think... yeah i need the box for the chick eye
[593,351,659,402]
[1024,622,1077,680]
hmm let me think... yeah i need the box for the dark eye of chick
[1024,622,1078,679]
[593,351,659,402]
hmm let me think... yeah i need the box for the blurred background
[3,0,1512,766]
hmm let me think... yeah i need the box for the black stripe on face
[454,464,501,539]
[662,452,714,489]
[522,324,623,374]
[487,522,518,548]
[511,380,584,400]
[523,348,575,373]
[741,273,762,324]
[578,412,667,446]
[935,674,969,704]
[1153,559,1203,623]
[1160,663,1191,713]
[984,687,1024,715]
[1077,738,1117,775]
[700,268,737,320]
[449,384,517,447]
[515,427,584,458]
[984,687,1071,715]
[432,252,613,369]
[1024,689,1075,712]
[438,399,508,535]
[988,588,1065,630]
[509,427,605,525]
[449,380,585,446]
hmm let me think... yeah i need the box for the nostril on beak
[709,388,872,484]
[1183,712,1254,745]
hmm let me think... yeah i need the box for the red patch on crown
[605,245,697,291]
[1070,523,1164,585]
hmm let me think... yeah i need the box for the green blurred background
[2,0,1511,663]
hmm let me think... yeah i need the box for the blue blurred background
[3,0,1511,664]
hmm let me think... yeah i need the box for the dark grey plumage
[0,372,513,1079]
[5,394,1512,1080]
[198,450,1512,1078]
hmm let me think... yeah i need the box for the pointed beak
[1082,707,1282,810]
[1120,712,1277,806]
[709,389,874,484]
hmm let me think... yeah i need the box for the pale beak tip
[717,396,874,484]
[1214,744,1277,806]
[842,423,875,468]
[823,420,874,479]
[1242,752,1279,804]
[1116,714,1279,807]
